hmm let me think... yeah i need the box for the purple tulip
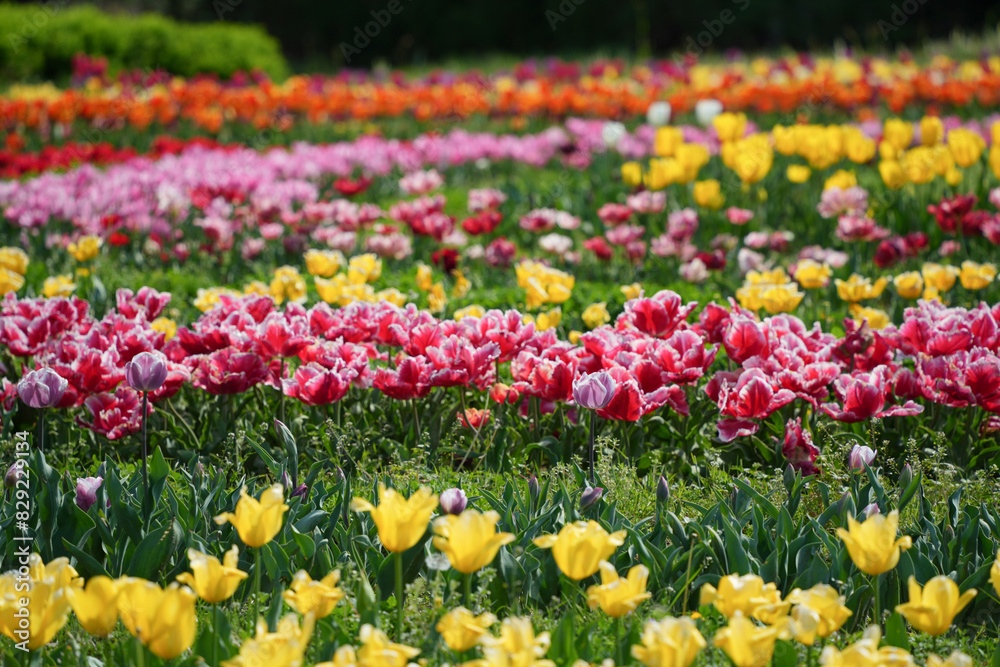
[17,368,68,409]
[5,462,23,489]
[656,476,670,504]
[290,483,309,500]
[572,371,616,410]
[849,444,877,470]
[440,488,468,515]
[580,486,604,510]
[124,351,168,393]
[862,503,881,518]
[76,476,104,512]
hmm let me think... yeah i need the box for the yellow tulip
[922,263,960,293]
[348,253,382,283]
[0,267,25,295]
[676,144,710,182]
[836,509,912,575]
[713,112,747,143]
[786,165,811,183]
[282,570,345,619]
[835,274,888,302]
[315,645,358,667]
[786,584,852,644]
[945,167,963,187]
[772,125,798,155]
[357,623,421,667]
[920,116,944,146]
[68,235,103,262]
[67,575,120,637]
[452,269,471,298]
[533,520,626,580]
[631,615,706,667]
[586,561,651,617]
[654,127,684,157]
[428,282,448,313]
[454,304,486,320]
[244,280,272,297]
[118,579,198,660]
[435,606,497,652]
[991,145,1000,180]
[883,119,914,152]
[176,546,248,604]
[620,283,642,300]
[534,307,562,332]
[844,129,876,163]
[693,179,725,210]
[223,613,315,667]
[849,304,891,330]
[351,484,438,553]
[895,575,976,637]
[959,261,996,290]
[713,612,792,667]
[879,160,907,189]
[41,274,76,298]
[893,272,924,299]
[794,260,831,289]
[214,484,290,548]
[992,550,1000,598]
[0,247,29,275]
[568,330,582,344]
[270,266,307,304]
[823,169,857,191]
[819,625,909,667]
[902,146,938,184]
[0,555,81,650]
[582,302,611,329]
[621,162,643,186]
[699,574,784,620]
[926,651,975,667]
[759,284,804,314]
[480,616,555,667]
[304,249,345,277]
[947,128,986,168]
[416,264,434,291]
[151,317,178,341]
[432,509,514,574]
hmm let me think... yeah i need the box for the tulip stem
[135,636,145,667]
[411,400,421,446]
[872,573,882,626]
[141,390,149,523]
[253,547,262,631]
[279,359,286,425]
[395,551,404,640]
[212,604,221,667]
[463,572,473,609]
[614,617,623,666]
[589,409,596,484]
[37,410,44,453]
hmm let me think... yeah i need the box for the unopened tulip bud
[580,486,603,511]
[656,476,670,505]
[281,471,292,488]
[76,476,103,512]
[898,463,913,488]
[646,101,672,127]
[17,367,68,408]
[849,444,876,470]
[862,503,881,518]
[124,351,168,393]
[5,462,23,489]
[440,488,468,515]
[528,475,540,507]
[194,461,206,478]
[290,483,308,500]
[783,464,796,495]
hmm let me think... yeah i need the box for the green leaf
[732,478,779,521]
[128,519,182,579]
[884,612,910,650]
[772,640,798,667]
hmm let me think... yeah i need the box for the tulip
[117,579,197,660]
[926,651,975,667]
[356,624,420,666]
[895,575,977,637]
[533,520,626,580]
[574,371,616,483]
[432,509,515,586]
[894,271,924,299]
[582,302,610,329]
[992,550,1000,598]
[222,613,315,667]
[695,99,723,126]
[435,607,497,652]
[124,351,168,392]
[0,555,81,650]
[75,476,103,512]
[713,612,792,667]
[862,503,881,518]
[656,476,670,505]
[176,546,248,604]
[282,570,345,619]
[587,561,651,618]
[601,122,627,148]
[17,367,67,409]
[699,574,785,620]
[528,475,541,510]
[5,461,23,489]
[837,509,911,577]
[352,484,438,638]
[479,617,552,667]
[849,444,876,470]
[646,101,672,127]
[787,584,852,645]
[439,488,468,515]
[579,486,603,511]
[67,576,120,637]
[632,615,706,667]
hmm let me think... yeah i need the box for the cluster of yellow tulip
[622,126,711,190]
[0,246,29,295]
[515,260,575,310]
[877,120,998,189]
[892,262,998,302]
[736,267,806,315]
[416,263,471,313]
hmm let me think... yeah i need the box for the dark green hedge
[0,3,288,81]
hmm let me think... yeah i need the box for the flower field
[2,48,1000,667]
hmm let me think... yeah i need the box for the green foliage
[0,3,288,82]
